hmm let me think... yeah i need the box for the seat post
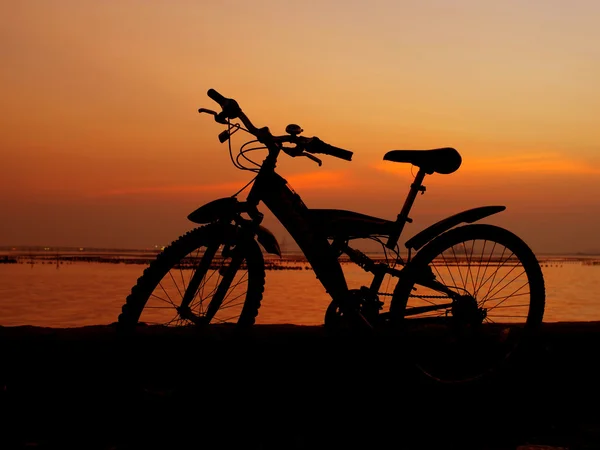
[385,168,427,249]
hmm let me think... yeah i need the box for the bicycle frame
[188,92,509,320]
[249,167,350,301]
[188,148,505,313]
[117,89,546,386]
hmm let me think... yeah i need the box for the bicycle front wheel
[118,223,265,331]
[391,224,545,383]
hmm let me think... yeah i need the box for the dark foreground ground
[1,322,600,450]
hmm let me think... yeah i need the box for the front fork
[177,240,221,324]
[177,221,252,325]
[203,245,245,322]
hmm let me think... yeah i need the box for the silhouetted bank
[2,322,600,449]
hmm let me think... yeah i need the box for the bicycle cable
[230,175,258,197]
[236,140,267,171]
[368,234,404,297]
[222,120,262,196]
[226,120,259,172]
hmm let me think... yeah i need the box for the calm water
[1,255,599,327]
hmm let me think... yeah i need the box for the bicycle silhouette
[119,89,545,382]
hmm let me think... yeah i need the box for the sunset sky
[1,1,599,254]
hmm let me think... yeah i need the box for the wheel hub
[176,305,205,325]
[452,295,486,326]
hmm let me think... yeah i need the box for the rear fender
[405,206,506,251]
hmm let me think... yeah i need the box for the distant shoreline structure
[0,256,17,264]
[0,245,163,254]
[1,249,598,268]
[2,245,600,258]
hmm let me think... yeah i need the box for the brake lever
[281,145,323,166]
[302,153,322,166]
[198,108,227,124]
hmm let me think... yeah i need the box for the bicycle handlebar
[207,88,227,106]
[305,137,353,161]
[204,88,353,162]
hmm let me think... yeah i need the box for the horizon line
[2,244,600,258]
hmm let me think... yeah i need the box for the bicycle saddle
[383,147,461,174]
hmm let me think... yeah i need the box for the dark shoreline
[2,322,600,449]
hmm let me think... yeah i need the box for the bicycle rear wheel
[118,223,265,331]
[391,224,545,383]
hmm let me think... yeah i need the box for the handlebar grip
[308,137,353,161]
[206,88,242,122]
[207,88,227,107]
[323,144,353,161]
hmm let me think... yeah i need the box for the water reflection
[0,253,599,327]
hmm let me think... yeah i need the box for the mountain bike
[118,89,545,382]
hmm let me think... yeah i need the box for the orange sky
[1,1,599,254]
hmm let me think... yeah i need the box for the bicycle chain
[378,292,447,299]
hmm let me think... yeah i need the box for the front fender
[188,198,281,256]
[256,226,281,256]
[405,205,506,251]
[187,197,240,224]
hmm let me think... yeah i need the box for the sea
[1,248,599,327]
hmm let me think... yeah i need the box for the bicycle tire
[118,223,265,331]
[390,224,545,383]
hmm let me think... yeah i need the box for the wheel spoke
[462,240,476,295]
[219,274,249,310]
[154,283,177,307]
[472,239,487,297]
[473,240,497,299]
[480,245,506,302]
[190,265,221,316]
[394,224,545,383]
[441,248,460,286]
[167,270,185,301]
[484,285,531,311]
[480,265,525,305]
[119,226,264,329]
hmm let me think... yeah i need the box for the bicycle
[118,89,546,382]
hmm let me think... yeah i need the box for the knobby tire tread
[118,224,265,330]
